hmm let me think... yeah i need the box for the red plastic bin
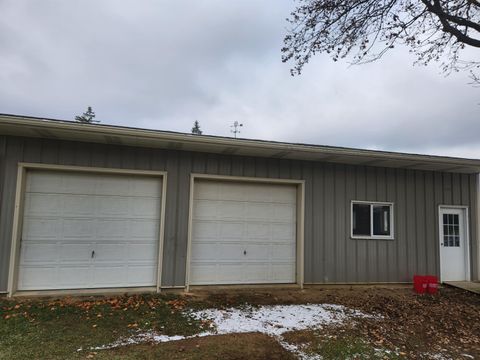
[425,275,439,294]
[413,275,428,294]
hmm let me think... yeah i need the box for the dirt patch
[188,286,480,358]
[96,332,296,360]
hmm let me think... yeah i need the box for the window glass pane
[454,236,460,247]
[352,203,371,236]
[373,205,391,236]
[453,225,459,236]
[442,213,461,247]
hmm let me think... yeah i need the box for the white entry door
[18,170,162,291]
[439,207,469,282]
[190,180,297,285]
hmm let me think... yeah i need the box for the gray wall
[0,135,477,291]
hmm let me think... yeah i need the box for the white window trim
[350,200,394,240]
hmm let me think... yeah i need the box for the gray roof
[1,113,479,173]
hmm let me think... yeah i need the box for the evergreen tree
[191,120,202,135]
[75,106,97,124]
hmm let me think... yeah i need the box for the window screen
[373,205,391,236]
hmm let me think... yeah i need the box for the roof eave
[0,114,479,174]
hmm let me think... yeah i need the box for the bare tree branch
[282,0,480,80]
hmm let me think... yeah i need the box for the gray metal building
[0,114,478,296]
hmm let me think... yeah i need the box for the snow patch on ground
[190,303,365,336]
[93,303,372,358]
[92,332,212,350]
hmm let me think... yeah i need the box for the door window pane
[443,213,460,247]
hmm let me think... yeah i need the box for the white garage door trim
[7,163,167,297]
[185,173,305,291]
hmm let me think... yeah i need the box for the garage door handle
[244,250,247,255]
[91,250,95,258]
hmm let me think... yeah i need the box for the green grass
[305,334,402,360]
[0,294,207,360]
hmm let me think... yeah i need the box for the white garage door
[190,180,297,285]
[18,170,162,291]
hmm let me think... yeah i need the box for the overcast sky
[1,0,479,158]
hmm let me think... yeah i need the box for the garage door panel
[92,266,127,286]
[189,264,218,284]
[193,221,218,238]
[272,223,295,239]
[245,184,272,203]
[218,183,246,201]
[63,195,95,215]
[129,178,162,197]
[59,243,92,261]
[94,244,126,261]
[246,223,270,239]
[58,266,91,287]
[93,264,158,286]
[131,198,161,217]
[190,180,297,285]
[219,243,248,260]
[243,264,269,282]
[274,204,296,221]
[269,186,297,203]
[97,197,131,216]
[95,177,131,196]
[18,266,58,289]
[272,244,296,260]
[219,201,244,219]
[126,243,158,261]
[21,243,59,263]
[243,244,270,259]
[22,218,58,238]
[194,182,219,200]
[129,220,160,238]
[96,219,128,238]
[26,172,63,193]
[271,263,296,282]
[191,243,218,261]
[216,263,245,282]
[63,174,97,195]
[126,266,157,285]
[18,170,162,291]
[245,203,274,220]
[25,193,62,216]
[62,219,95,238]
[194,200,218,218]
[219,222,244,239]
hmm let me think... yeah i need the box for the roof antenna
[230,121,243,138]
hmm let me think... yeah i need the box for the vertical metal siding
[0,135,478,291]
[0,137,24,291]
[469,174,479,279]
[345,165,357,282]
[303,162,314,283]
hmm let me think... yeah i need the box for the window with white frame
[351,201,394,239]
